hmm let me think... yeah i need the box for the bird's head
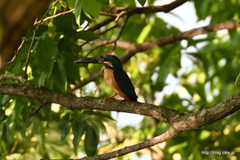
[98,55,122,69]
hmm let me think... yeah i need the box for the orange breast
[103,68,129,100]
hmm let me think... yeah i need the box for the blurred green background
[0,0,240,159]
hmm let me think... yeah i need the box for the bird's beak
[74,57,99,64]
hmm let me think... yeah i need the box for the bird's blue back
[113,68,138,101]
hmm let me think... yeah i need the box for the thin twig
[5,39,26,67]
[79,41,91,48]
[127,0,188,15]
[85,40,115,56]
[87,17,115,32]
[100,0,189,21]
[17,39,26,54]
[79,24,119,50]
[97,24,119,35]
[0,74,26,83]
[112,15,129,51]
[34,9,74,25]
[24,30,36,78]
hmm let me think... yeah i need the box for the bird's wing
[113,69,138,101]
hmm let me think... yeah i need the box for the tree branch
[102,0,189,18]
[0,83,182,123]
[34,9,74,25]
[126,0,189,15]
[87,0,189,32]
[79,127,178,160]
[79,96,240,160]
[120,20,240,62]
[0,80,239,159]
[76,20,240,87]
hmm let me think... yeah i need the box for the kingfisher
[98,55,138,101]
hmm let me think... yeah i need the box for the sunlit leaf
[74,0,82,25]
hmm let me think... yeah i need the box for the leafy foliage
[0,0,240,159]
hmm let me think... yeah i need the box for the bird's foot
[105,95,117,101]
[106,94,123,101]
[110,93,117,98]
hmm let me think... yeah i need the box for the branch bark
[0,82,239,159]
[79,96,240,160]
[0,83,182,123]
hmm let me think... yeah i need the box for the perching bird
[98,55,138,101]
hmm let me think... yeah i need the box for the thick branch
[0,81,239,159]
[0,83,182,123]
[80,96,240,160]
[80,127,178,160]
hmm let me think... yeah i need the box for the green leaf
[0,95,10,106]
[72,120,86,154]
[31,36,58,87]
[57,56,68,90]
[82,110,114,122]
[54,14,77,35]
[84,125,99,156]
[38,72,48,87]
[81,0,101,17]
[115,0,136,6]
[60,114,71,141]
[74,0,82,26]
[235,72,240,87]
[47,61,64,92]
[76,31,99,41]
[67,0,75,8]
[137,0,146,6]
[98,0,109,6]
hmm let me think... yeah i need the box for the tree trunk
[0,0,50,69]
